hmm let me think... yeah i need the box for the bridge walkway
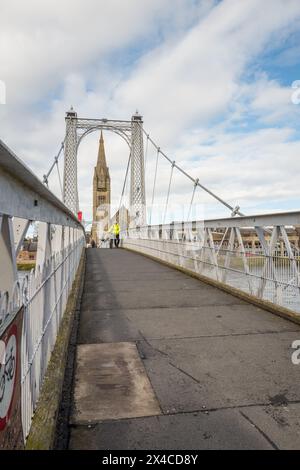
[68,248,300,449]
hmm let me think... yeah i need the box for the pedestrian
[91,239,96,248]
[108,222,120,248]
[113,222,120,248]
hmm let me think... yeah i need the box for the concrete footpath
[67,248,300,449]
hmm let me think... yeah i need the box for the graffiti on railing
[0,307,24,449]
[291,340,300,365]
[0,343,16,404]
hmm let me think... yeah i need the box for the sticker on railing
[291,340,300,365]
[0,308,24,449]
[0,341,5,366]
[0,325,17,431]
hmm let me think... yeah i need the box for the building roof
[22,241,37,252]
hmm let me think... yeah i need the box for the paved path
[68,248,300,449]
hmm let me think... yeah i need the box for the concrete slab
[85,248,205,279]
[69,408,274,450]
[85,266,182,276]
[83,277,203,292]
[72,342,160,424]
[78,310,141,344]
[80,287,245,311]
[145,331,300,410]
[78,304,299,345]
[125,304,299,339]
[85,257,180,275]
[240,403,300,450]
[85,270,185,282]
[136,340,204,414]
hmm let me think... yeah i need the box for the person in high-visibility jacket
[109,222,120,248]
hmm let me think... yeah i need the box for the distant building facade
[212,227,300,253]
[17,240,37,262]
[91,131,111,243]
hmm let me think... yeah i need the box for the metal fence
[122,215,300,315]
[20,228,84,439]
[0,223,84,441]
[0,139,85,442]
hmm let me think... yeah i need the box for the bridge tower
[130,111,146,227]
[63,108,146,227]
[63,107,79,215]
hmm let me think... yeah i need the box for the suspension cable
[138,124,244,217]
[43,140,65,187]
[187,178,199,222]
[163,161,175,224]
[56,159,63,199]
[140,127,294,253]
[137,125,297,254]
[149,147,160,225]
[118,150,131,213]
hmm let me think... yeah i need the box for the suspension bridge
[0,109,300,449]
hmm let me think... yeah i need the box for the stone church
[91,131,111,243]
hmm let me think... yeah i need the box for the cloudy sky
[1,0,300,223]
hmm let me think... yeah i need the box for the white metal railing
[20,230,84,439]
[122,216,300,315]
[0,139,85,442]
[0,229,84,440]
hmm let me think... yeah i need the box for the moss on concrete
[25,249,86,450]
[17,262,36,271]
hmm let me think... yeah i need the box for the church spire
[97,130,107,168]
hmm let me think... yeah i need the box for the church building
[91,131,111,243]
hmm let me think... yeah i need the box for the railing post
[256,226,280,298]
[35,222,52,274]
[13,217,30,255]
[0,214,18,295]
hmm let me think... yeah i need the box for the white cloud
[113,0,300,135]
[0,0,213,107]
[245,76,298,124]
[0,0,300,222]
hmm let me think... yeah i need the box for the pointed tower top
[97,130,107,169]
[66,105,77,118]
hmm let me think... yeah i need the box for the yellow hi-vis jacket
[109,223,120,235]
